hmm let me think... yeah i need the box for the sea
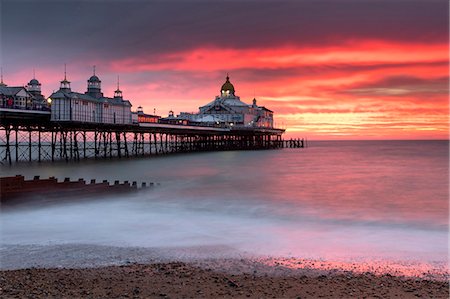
[1,140,448,278]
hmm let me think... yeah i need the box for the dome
[221,75,235,95]
[27,77,42,93]
[88,75,101,83]
[29,78,40,85]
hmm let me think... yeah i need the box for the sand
[1,261,448,298]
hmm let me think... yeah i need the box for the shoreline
[1,244,448,298]
[1,261,448,298]
[2,244,448,280]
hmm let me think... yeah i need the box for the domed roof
[29,78,40,85]
[88,75,101,83]
[221,75,235,95]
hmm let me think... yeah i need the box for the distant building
[49,69,132,124]
[0,86,31,110]
[0,74,49,111]
[26,77,50,111]
[132,106,160,124]
[174,75,274,127]
[159,110,189,125]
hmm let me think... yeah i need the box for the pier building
[0,75,49,111]
[49,70,132,124]
[0,86,31,110]
[132,106,160,124]
[26,77,49,111]
[177,75,274,127]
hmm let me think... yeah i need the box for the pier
[0,109,304,164]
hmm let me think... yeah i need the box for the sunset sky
[1,0,448,139]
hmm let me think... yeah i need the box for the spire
[93,65,96,76]
[33,68,36,79]
[60,64,71,92]
[114,75,123,98]
[252,89,257,107]
[0,67,5,87]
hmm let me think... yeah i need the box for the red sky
[2,1,448,140]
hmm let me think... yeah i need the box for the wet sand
[1,261,448,298]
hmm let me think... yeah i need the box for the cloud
[2,0,448,65]
[344,76,449,97]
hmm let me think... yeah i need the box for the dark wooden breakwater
[0,175,154,203]
[0,110,305,164]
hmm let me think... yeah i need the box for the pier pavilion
[49,69,132,125]
[173,75,274,128]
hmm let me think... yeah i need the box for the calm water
[1,141,448,271]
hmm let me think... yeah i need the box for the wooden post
[152,133,156,155]
[62,131,68,162]
[51,130,55,162]
[121,132,126,157]
[83,131,87,159]
[165,133,169,153]
[102,131,107,158]
[115,131,121,158]
[109,131,113,158]
[15,128,18,162]
[74,131,80,161]
[69,131,73,160]
[174,134,178,153]
[148,133,152,155]
[159,133,164,154]
[94,131,98,158]
[4,125,11,164]
[141,133,145,156]
[37,128,41,162]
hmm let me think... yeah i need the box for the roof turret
[88,75,101,83]
[27,76,42,94]
[221,74,235,96]
[86,65,103,98]
[59,64,71,92]
[29,78,40,85]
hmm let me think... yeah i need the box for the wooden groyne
[0,175,154,203]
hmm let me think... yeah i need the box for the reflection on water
[1,141,448,271]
